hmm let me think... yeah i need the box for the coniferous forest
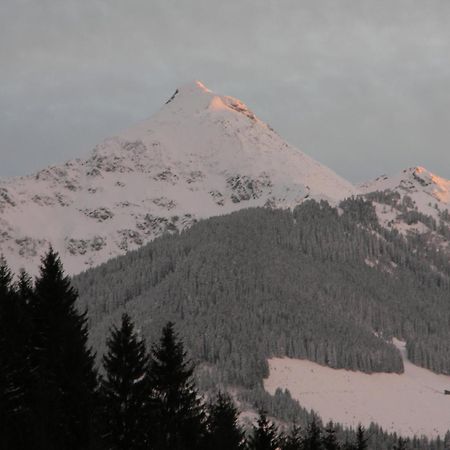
[3,199,450,449]
[76,199,450,387]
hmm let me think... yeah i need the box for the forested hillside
[3,250,439,449]
[75,198,450,389]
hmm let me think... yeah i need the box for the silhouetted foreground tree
[100,313,153,450]
[0,260,34,449]
[302,417,323,450]
[247,411,280,450]
[206,392,246,450]
[150,321,207,450]
[1,250,99,450]
[30,249,98,450]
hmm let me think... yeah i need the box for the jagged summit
[158,80,261,125]
[0,82,356,275]
[178,80,212,94]
[360,166,450,239]
[162,80,213,112]
[361,166,450,207]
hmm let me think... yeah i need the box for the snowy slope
[360,166,450,237]
[265,339,450,438]
[0,81,356,275]
[361,166,450,216]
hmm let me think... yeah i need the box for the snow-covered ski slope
[265,339,450,438]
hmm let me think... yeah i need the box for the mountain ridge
[361,166,450,211]
[360,166,450,243]
[1,81,449,275]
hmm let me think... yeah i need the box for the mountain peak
[361,166,450,208]
[160,81,261,127]
[160,80,216,116]
[179,80,212,94]
[165,80,212,105]
[402,166,449,195]
[0,82,356,275]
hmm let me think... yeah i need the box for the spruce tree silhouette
[0,260,21,448]
[0,261,16,410]
[303,417,323,450]
[207,392,246,450]
[150,321,206,450]
[393,437,407,450]
[0,259,35,449]
[101,313,153,450]
[355,425,368,450]
[30,248,98,450]
[322,422,340,450]
[247,411,280,450]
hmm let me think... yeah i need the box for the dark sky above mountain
[1,0,450,182]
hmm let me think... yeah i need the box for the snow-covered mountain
[360,166,450,234]
[361,166,450,214]
[0,81,356,275]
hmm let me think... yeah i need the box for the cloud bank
[1,0,450,181]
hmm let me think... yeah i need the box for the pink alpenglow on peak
[360,166,450,239]
[0,82,356,275]
[361,166,450,208]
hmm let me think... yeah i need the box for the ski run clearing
[264,339,450,438]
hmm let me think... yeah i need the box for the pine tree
[355,425,368,450]
[0,260,20,448]
[17,269,33,306]
[322,421,340,450]
[0,259,34,449]
[282,425,303,450]
[150,321,206,450]
[0,261,15,402]
[247,411,280,450]
[101,313,153,450]
[303,417,323,450]
[393,437,407,450]
[30,248,98,450]
[207,392,246,450]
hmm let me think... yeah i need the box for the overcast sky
[1,0,450,182]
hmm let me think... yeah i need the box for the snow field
[264,339,450,438]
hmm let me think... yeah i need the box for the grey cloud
[1,0,450,181]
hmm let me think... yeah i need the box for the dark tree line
[1,249,420,450]
[1,250,207,450]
